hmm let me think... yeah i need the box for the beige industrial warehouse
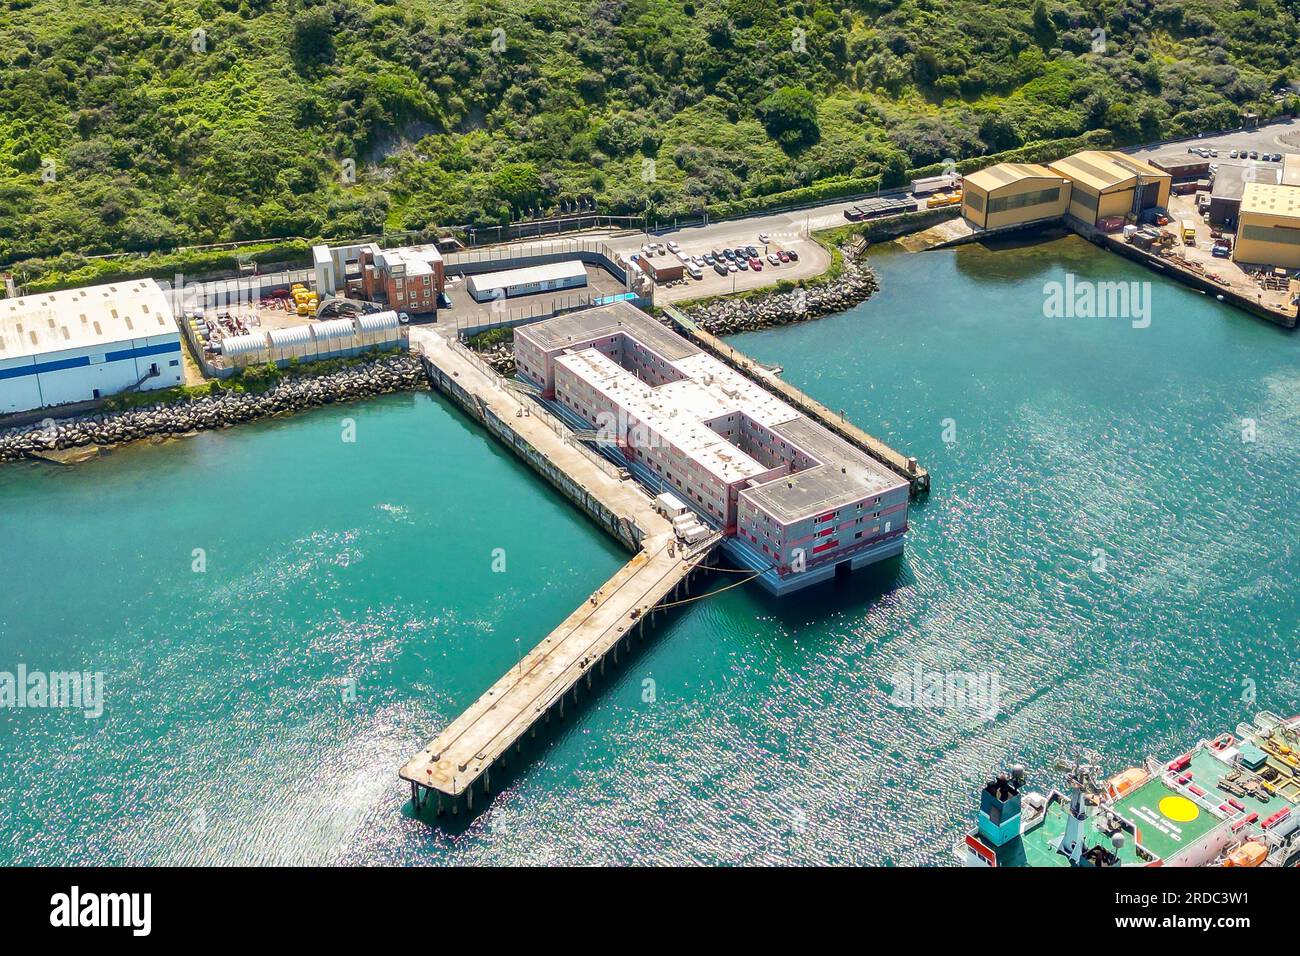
[961,163,1072,230]
[1233,181,1300,269]
[1047,150,1171,225]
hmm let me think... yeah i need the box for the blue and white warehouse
[0,279,183,414]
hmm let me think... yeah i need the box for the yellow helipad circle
[1160,795,1200,823]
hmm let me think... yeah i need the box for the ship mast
[1052,759,1102,865]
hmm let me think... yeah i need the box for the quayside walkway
[402,327,721,814]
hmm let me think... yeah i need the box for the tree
[291,9,335,70]
[1032,1,1056,45]
[1082,90,1111,128]
[978,113,1021,152]
[490,163,543,208]
[758,87,821,150]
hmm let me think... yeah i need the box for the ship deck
[977,716,1300,867]
[996,799,1148,867]
[1110,775,1220,861]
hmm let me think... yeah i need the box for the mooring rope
[653,567,766,609]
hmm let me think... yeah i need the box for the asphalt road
[492,119,1300,306]
[1123,118,1300,171]
[624,121,1300,303]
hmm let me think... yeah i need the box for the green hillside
[2,0,1297,268]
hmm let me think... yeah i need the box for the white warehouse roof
[0,279,176,361]
[356,310,399,332]
[312,318,356,341]
[468,260,586,294]
[221,333,268,358]
[268,325,312,347]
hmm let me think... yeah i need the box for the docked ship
[958,712,1300,867]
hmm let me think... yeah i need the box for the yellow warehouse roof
[964,162,1066,192]
[1281,154,1300,188]
[1240,181,1300,219]
[1048,150,1169,192]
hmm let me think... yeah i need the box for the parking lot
[437,263,628,332]
[607,221,828,304]
[1124,118,1300,171]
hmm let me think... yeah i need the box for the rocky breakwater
[476,344,516,376]
[685,244,879,335]
[0,354,428,464]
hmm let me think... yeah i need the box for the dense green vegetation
[465,326,514,349]
[3,0,1298,272]
[21,240,312,293]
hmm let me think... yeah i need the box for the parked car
[736,258,748,270]
[727,262,738,273]
[767,253,780,265]
[711,248,724,260]
[1272,153,1283,162]
[745,245,760,258]
[758,232,770,243]
[748,257,763,271]
[667,240,680,253]
[1249,150,1259,160]
[713,261,728,276]
[1230,149,1239,158]
[686,264,703,279]
[1210,149,1218,157]
[786,249,799,261]
[722,248,735,260]
[777,250,790,263]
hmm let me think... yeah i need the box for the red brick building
[357,244,445,316]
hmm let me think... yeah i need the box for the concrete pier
[402,326,720,809]
[400,534,711,802]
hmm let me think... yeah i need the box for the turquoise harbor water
[1,234,1296,865]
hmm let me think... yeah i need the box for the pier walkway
[412,326,666,548]
[402,326,719,811]
[399,532,715,809]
